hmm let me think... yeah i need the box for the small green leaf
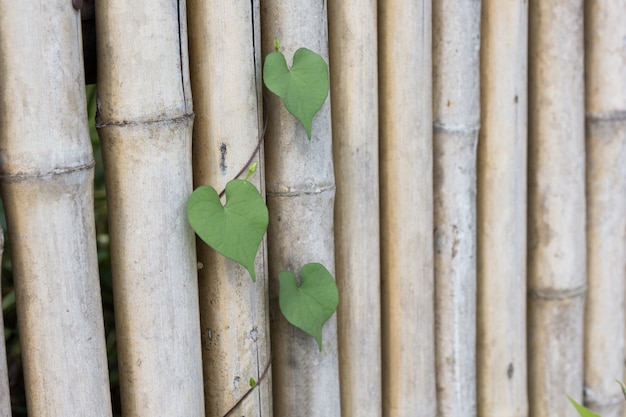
[249,377,256,388]
[187,180,268,281]
[278,263,338,351]
[263,48,329,139]
[568,397,600,417]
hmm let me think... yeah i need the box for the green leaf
[263,47,329,139]
[278,263,338,351]
[568,397,601,417]
[187,180,268,282]
[249,377,257,388]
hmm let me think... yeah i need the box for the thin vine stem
[222,354,272,417]
[218,109,269,198]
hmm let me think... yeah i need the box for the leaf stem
[222,353,272,417]
[218,108,269,198]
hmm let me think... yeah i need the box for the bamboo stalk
[260,3,340,416]
[476,0,528,415]
[432,1,481,416]
[96,1,204,416]
[584,1,626,416]
[0,2,112,415]
[378,1,436,416]
[0,231,12,417]
[527,0,586,415]
[327,2,382,417]
[186,1,272,416]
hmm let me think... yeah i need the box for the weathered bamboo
[584,1,626,416]
[477,0,528,415]
[186,1,272,416]
[96,1,204,416]
[0,231,12,417]
[378,1,436,416]
[527,0,586,415]
[0,2,112,415]
[432,1,481,416]
[327,2,381,417]
[260,3,340,416]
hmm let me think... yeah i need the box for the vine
[187,40,338,351]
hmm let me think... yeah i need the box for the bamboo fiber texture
[477,0,529,415]
[584,1,626,415]
[527,0,586,415]
[261,2,340,416]
[0,2,112,416]
[96,1,204,416]
[327,2,382,417]
[432,1,481,416]
[186,1,272,415]
[378,1,436,416]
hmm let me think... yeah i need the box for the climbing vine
[187,41,338,350]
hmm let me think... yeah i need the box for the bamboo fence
[0,1,625,417]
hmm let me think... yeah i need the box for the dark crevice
[177,0,187,113]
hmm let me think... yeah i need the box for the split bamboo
[96,1,204,416]
[260,3,341,416]
[477,0,528,415]
[378,1,436,416]
[186,1,272,416]
[527,0,586,415]
[0,2,112,415]
[0,231,9,417]
[327,2,382,417]
[432,1,481,416]
[584,1,626,416]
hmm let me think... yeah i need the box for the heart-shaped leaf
[187,179,268,282]
[568,397,600,417]
[278,263,338,350]
[263,47,329,139]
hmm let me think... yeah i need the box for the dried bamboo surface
[0,3,112,416]
[584,1,626,416]
[327,2,382,417]
[378,1,436,416]
[0,232,9,417]
[96,1,204,416]
[260,2,340,416]
[186,1,272,416]
[477,0,529,416]
[527,0,586,415]
[432,1,481,416]
[0,2,112,416]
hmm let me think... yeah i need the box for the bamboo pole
[476,0,528,415]
[186,1,272,416]
[0,2,112,416]
[432,1,481,416]
[0,231,12,417]
[260,3,340,416]
[378,1,436,416]
[584,1,626,416]
[327,3,381,417]
[527,0,586,415]
[96,1,204,416]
